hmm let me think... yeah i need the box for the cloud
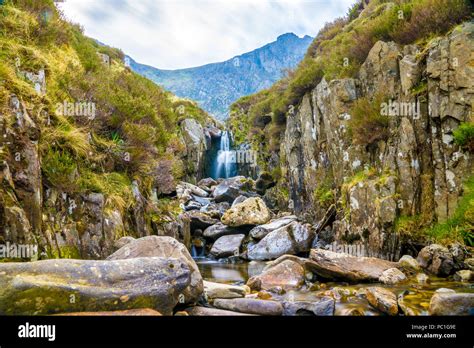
[58,0,355,69]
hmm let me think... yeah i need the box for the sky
[57,0,355,70]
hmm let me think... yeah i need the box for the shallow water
[196,259,474,315]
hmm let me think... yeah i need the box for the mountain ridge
[128,32,313,120]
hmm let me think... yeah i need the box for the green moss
[453,122,474,152]
[425,175,474,246]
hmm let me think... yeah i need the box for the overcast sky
[57,0,355,70]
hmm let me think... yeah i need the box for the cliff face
[0,1,216,259]
[235,21,474,260]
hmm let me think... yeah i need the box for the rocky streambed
[0,176,472,316]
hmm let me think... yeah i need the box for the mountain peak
[276,32,299,41]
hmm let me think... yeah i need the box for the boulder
[203,222,243,240]
[113,236,135,251]
[429,292,474,316]
[200,202,229,219]
[212,176,252,204]
[198,178,217,188]
[184,306,256,316]
[255,172,275,195]
[231,195,248,207]
[464,258,474,271]
[247,222,314,261]
[55,308,162,316]
[210,234,245,258]
[308,249,399,282]
[399,255,420,271]
[249,215,298,240]
[417,244,455,276]
[107,236,203,304]
[177,182,209,197]
[221,197,271,227]
[204,281,247,299]
[366,287,398,316]
[379,268,407,285]
[212,298,283,316]
[185,211,219,230]
[454,270,473,282]
[247,257,306,291]
[0,258,191,315]
[282,297,335,316]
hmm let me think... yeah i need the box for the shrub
[348,93,390,147]
[42,148,77,189]
[453,122,474,152]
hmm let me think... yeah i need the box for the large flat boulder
[221,197,271,227]
[249,215,297,240]
[247,256,306,291]
[203,222,243,240]
[107,236,203,303]
[247,222,314,260]
[212,298,283,316]
[0,257,191,315]
[210,234,245,258]
[204,281,247,299]
[308,249,398,282]
[185,306,256,316]
[282,298,335,316]
[429,292,474,316]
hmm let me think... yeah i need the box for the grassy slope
[0,0,213,213]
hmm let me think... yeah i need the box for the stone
[379,268,407,285]
[185,211,219,230]
[463,258,474,271]
[366,287,398,316]
[454,270,473,282]
[184,306,256,316]
[177,182,209,198]
[247,222,314,260]
[399,255,420,271]
[181,119,208,179]
[282,297,335,316]
[249,215,298,240]
[204,281,247,299]
[247,257,306,291]
[107,236,203,304]
[203,222,243,240]
[212,298,283,316]
[0,258,191,315]
[416,273,429,284]
[231,195,247,207]
[113,236,135,251]
[198,178,217,188]
[417,244,455,276]
[429,292,474,316]
[221,197,271,227]
[308,249,399,282]
[210,234,245,258]
[212,176,253,203]
[55,308,162,316]
[255,172,275,194]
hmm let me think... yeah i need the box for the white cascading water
[216,131,232,178]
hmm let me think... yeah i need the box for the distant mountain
[127,33,313,120]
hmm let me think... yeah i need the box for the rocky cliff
[229,2,473,260]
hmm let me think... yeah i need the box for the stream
[196,258,474,315]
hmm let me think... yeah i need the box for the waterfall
[213,130,237,179]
